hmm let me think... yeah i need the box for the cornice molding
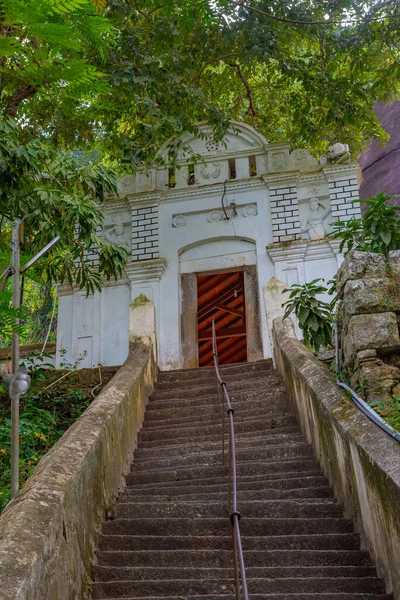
[323,162,359,179]
[262,171,300,186]
[125,258,168,284]
[266,240,308,263]
[157,179,266,203]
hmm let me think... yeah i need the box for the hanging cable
[221,180,230,220]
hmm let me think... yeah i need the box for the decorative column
[125,259,168,344]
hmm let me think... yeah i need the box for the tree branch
[5,84,37,116]
[229,63,257,116]
[224,0,398,25]
[191,53,237,83]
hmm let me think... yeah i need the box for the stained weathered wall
[273,317,400,598]
[0,341,156,600]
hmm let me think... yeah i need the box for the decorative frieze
[132,205,159,261]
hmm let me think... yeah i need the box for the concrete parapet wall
[273,317,400,598]
[0,341,157,600]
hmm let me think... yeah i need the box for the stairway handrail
[211,318,249,600]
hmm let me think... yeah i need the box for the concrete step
[119,487,334,503]
[144,397,289,420]
[150,378,282,401]
[127,457,322,484]
[97,533,362,552]
[112,499,342,520]
[92,576,386,598]
[130,443,313,472]
[93,565,378,583]
[157,360,273,383]
[96,549,372,568]
[134,432,304,459]
[93,595,393,600]
[101,517,354,538]
[141,404,290,425]
[138,414,298,440]
[125,475,329,496]
[140,408,293,430]
[147,387,288,411]
[137,425,299,449]
[155,370,276,391]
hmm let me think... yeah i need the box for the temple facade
[56,121,361,370]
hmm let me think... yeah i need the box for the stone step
[155,370,276,391]
[130,443,313,472]
[94,565,378,583]
[102,517,354,538]
[144,397,289,420]
[112,499,342,520]
[146,388,288,411]
[119,487,334,503]
[150,378,282,401]
[96,549,372,568]
[94,595,393,600]
[137,425,299,449]
[134,433,304,459]
[140,408,292,430]
[141,404,290,425]
[128,457,321,485]
[97,532,362,552]
[125,475,329,496]
[157,360,273,383]
[91,576,386,598]
[138,414,298,440]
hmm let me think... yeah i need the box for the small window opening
[188,164,195,185]
[249,155,257,177]
[168,168,176,188]
[228,158,236,180]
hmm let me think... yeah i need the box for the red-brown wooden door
[197,271,247,367]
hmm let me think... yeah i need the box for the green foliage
[370,395,400,432]
[282,279,333,352]
[331,192,400,258]
[0,116,128,296]
[0,363,115,511]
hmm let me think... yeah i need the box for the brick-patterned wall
[329,177,361,222]
[270,185,301,243]
[132,205,159,261]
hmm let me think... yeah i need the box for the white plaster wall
[101,284,130,366]
[157,182,275,370]
[57,284,130,369]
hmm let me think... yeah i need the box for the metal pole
[11,221,20,498]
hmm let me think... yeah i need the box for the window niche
[228,158,237,180]
[188,164,195,185]
[168,168,176,188]
[249,155,257,177]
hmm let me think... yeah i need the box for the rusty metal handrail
[211,319,249,600]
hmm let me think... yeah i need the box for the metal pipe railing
[334,323,400,443]
[211,319,249,600]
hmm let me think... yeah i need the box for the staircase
[92,360,393,600]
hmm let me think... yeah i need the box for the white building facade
[56,122,360,370]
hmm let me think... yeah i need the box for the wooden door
[197,271,247,367]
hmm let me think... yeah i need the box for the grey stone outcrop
[339,250,400,400]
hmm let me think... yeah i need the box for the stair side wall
[273,316,400,599]
[0,341,157,600]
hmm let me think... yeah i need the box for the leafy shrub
[331,192,400,258]
[282,279,333,352]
